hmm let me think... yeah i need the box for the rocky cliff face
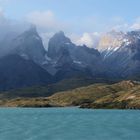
[11,26,47,65]
[47,31,102,77]
[47,31,72,60]
[0,26,48,66]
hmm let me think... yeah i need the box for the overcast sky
[0,0,140,48]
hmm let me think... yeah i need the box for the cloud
[26,10,69,33]
[26,11,55,29]
[111,23,129,31]
[0,10,13,38]
[130,18,140,30]
[0,0,14,5]
[71,32,100,48]
[0,9,7,21]
[26,11,139,48]
[26,10,74,49]
[130,23,140,30]
[0,9,29,41]
[104,17,130,32]
[2,8,140,50]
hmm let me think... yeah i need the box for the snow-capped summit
[97,30,140,59]
[98,30,125,56]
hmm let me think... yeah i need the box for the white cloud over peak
[1,8,140,49]
[111,23,129,31]
[0,9,29,40]
[26,10,73,49]
[130,18,140,30]
[130,23,140,30]
[71,32,100,48]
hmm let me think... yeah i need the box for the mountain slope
[0,26,48,67]
[47,31,102,78]
[11,26,47,65]
[98,30,140,80]
[47,31,72,60]
[0,54,53,91]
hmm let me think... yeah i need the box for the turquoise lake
[0,108,140,140]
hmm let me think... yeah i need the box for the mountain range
[0,27,140,91]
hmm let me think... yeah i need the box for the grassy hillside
[47,80,140,108]
[1,80,140,109]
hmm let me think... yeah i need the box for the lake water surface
[0,108,140,140]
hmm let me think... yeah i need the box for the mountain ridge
[0,27,140,91]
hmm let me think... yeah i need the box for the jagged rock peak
[19,25,40,40]
[27,25,38,33]
[47,31,72,59]
[50,31,71,44]
[55,31,65,36]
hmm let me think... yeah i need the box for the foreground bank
[0,80,140,109]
